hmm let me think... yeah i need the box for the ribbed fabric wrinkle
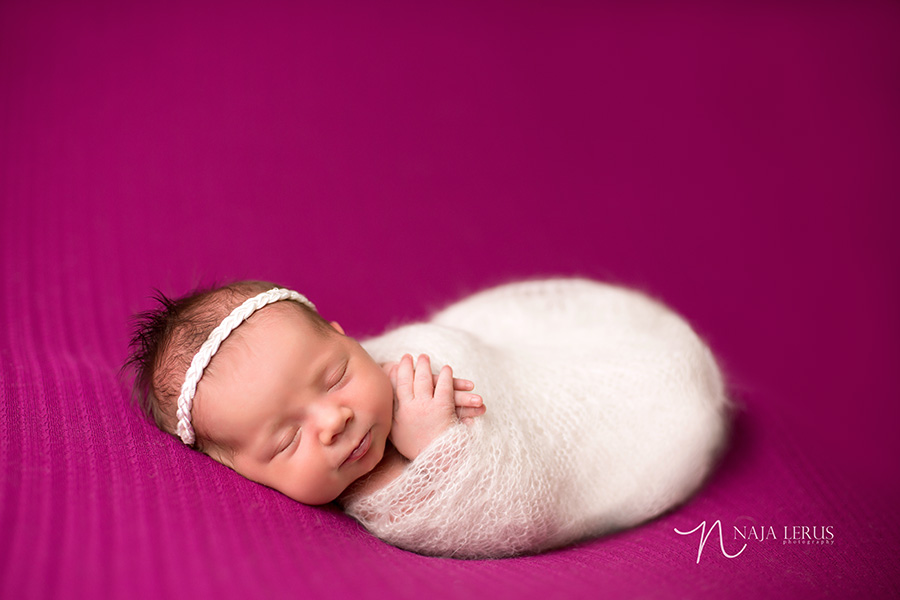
[0,363,26,598]
[0,187,24,598]
[155,441,213,598]
[258,486,316,594]
[125,424,180,599]
[46,360,99,600]
[72,361,127,599]
[32,199,65,598]
[231,481,278,591]
[200,468,260,599]
[242,475,304,596]
[24,367,57,599]
[2,204,52,598]
[194,439,313,596]
[178,450,252,599]
[291,507,375,599]
[116,380,170,600]
[51,180,191,600]
[33,201,99,599]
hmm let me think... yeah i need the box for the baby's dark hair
[124,280,332,442]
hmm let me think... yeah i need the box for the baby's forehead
[254,300,306,322]
[243,300,314,331]
[203,301,332,390]
[223,301,327,355]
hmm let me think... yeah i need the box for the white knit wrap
[175,287,316,445]
[341,278,732,558]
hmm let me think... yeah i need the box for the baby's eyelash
[330,361,350,390]
[279,427,301,454]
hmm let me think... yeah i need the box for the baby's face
[191,303,394,505]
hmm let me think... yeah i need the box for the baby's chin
[361,427,389,476]
[334,434,392,504]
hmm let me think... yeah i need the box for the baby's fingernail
[470,395,482,405]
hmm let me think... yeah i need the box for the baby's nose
[316,405,353,445]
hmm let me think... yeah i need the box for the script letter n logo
[674,520,748,564]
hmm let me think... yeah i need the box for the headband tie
[175,287,316,445]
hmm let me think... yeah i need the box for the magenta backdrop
[2,1,898,598]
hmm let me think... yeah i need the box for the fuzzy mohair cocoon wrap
[339,278,732,558]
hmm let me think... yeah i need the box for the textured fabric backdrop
[1,1,898,598]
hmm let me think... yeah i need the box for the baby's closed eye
[328,359,350,391]
[277,427,302,455]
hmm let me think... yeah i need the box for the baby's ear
[329,321,345,335]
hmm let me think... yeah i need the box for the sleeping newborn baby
[127,277,732,558]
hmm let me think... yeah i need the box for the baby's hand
[380,358,485,425]
[385,354,485,460]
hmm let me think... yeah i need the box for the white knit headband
[175,287,317,445]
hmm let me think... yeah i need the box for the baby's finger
[453,391,483,408]
[455,378,475,391]
[413,354,434,400]
[430,373,474,391]
[456,405,486,420]
[434,364,454,402]
[396,354,414,402]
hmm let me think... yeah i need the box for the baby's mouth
[342,429,372,467]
